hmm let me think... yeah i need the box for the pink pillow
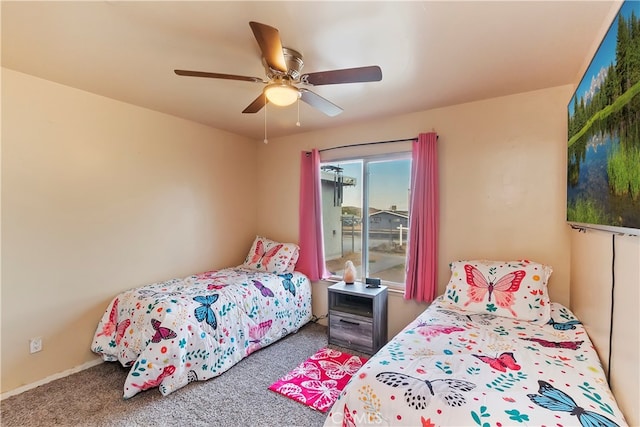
[442,259,552,322]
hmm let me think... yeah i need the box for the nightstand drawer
[329,310,373,353]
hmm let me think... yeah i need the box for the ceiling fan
[174,21,382,117]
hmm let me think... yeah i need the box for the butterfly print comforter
[91,267,311,398]
[324,296,628,427]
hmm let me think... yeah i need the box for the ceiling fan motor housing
[264,47,304,81]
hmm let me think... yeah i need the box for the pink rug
[269,348,368,413]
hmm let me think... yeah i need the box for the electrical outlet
[29,337,42,354]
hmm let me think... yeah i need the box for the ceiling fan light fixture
[264,82,299,106]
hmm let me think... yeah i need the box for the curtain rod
[319,137,418,153]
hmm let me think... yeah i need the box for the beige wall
[1,68,259,393]
[570,231,640,425]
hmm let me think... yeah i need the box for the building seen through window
[320,154,411,286]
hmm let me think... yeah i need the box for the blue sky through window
[338,159,411,211]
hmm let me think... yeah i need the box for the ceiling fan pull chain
[296,97,301,127]
[263,102,268,144]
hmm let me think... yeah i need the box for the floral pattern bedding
[324,296,628,427]
[91,267,311,398]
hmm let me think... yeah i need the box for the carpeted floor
[1,322,339,427]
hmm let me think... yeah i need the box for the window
[321,153,411,286]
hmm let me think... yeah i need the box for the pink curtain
[404,132,439,302]
[297,149,329,281]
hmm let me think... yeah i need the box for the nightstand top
[328,281,387,297]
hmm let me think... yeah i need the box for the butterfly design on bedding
[437,309,497,325]
[114,319,130,345]
[250,240,283,268]
[97,298,131,345]
[150,318,177,343]
[463,264,526,317]
[132,365,176,391]
[193,294,219,329]
[521,337,584,350]
[187,370,198,383]
[547,318,581,330]
[416,322,465,341]
[193,270,224,280]
[252,280,274,297]
[137,288,181,299]
[319,356,364,380]
[528,380,620,427]
[192,271,230,290]
[279,273,296,296]
[246,320,273,354]
[472,352,521,372]
[376,372,476,409]
[341,404,357,427]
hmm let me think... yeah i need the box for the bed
[324,259,628,427]
[91,236,311,398]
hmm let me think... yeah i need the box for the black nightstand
[328,281,388,354]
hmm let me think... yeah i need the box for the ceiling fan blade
[249,21,287,74]
[299,89,343,117]
[301,65,382,86]
[242,93,268,114]
[175,69,264,83]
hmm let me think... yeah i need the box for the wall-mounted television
[567,0,640,236]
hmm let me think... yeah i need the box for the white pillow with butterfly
[242,235,300,274]
[442,259,552,322]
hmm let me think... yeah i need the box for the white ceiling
[1,1,619,140]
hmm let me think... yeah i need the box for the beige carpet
[1,322,333,427]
